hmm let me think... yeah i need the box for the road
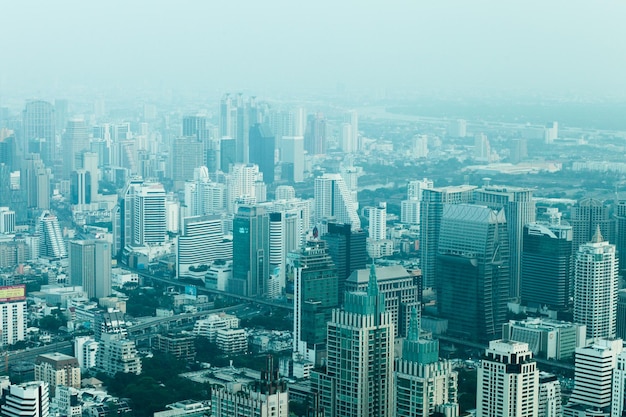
[2,341,73,373]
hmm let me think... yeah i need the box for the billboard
[0,285,26,303]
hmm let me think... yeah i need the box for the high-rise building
[289,240,338,368]
[68,240,111,300]
[476,340,539,417]
[280,136,304,183]
[226,163,265,214]
[564,338,622,416]
[62,119,89,179]
[474,185,535,299]
[112,178,143,257]
[345,265,420,338]
[0,284,26,347]
[314,173,360,228]
[521,208,573,310]
[0,381,50,417]
[177,215,229,278]
[304,113,326,155]
[0,207,16,234]
[182,114,208,140]
[96,333,142,377]
[81,151,99,202]
[368,202,387,241]
[70,170,91,205]
[395,309,458,417]
[133,182,166,245]
[612,350,626,417]
[170,137,204,190]
[322,222,367,297]
[571,198,616,250]
[21,154,50,210]
[447,119,467,138]
[538,372,562,417]
[341,110,359,153]
[615,200,626,273]
[420,185,476,289]
[312,264,395,417]
[22,100,56,166]
[249,123,275,185]
[34,353,81,397]
[617,290,626,340]
[37,211,66,259]
[211,357,288,417]
[437,204,509,342]
[573,227,618,340]
[231,205,269,297]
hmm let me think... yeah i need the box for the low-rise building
[216,328,247,354]
[153,333,196,362]
[153,400,211,417]
[503,318,586,360]
[192,313,239,343]
[34,352,81,397]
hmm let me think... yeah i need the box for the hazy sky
[1,0,625,99]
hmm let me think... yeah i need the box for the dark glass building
[231,205,269,297]
[322,222,367,300]
[249,123,275,184]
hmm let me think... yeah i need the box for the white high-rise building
[565,338,622,416]
[74,336,98,371]
[227,163,265,213]
[0,285,27,347]
[0,207,16,234]
[574,227,618,340]
[476,340,539,417]
[401,179,433,225]
[314,173,360,228]
[0,381,50,417]
[612,350,626,417]
[38,211,67,259]
[368,202,387,241]
[281,136,305,182]
[133,182,166,245]
[177,215,229,279]
[412,134,429,158]
[538,372,562,417]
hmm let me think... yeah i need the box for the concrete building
[503,318,586,360]
[538,372,562,417]
[216,328,248,355]
[476,340,538,417]
[68,240,111,300]
[177,215,228,279]
[314,173,360,229]
[96,333,141,377]
[34,353,81,397]
[574,227,619,340]
[231,205,269,297]
[38,211,66,259]
[133,182,166,245]
[322,222,367,296]
[153,333,196,362]
[612,350,626,417]
[0,284,26,347]
[0,381,50,417]
[192,313,240,343]
[73,336,98,371]
[571,198,616,252]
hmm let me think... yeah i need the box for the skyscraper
[68,240,112,299]
[182,114,208,140]
[21,153,50,210]
[437,204,509,342]
[280,136,304,183]
[248,123,275,184]
[312,265,395,417]
[368,202,387,241]
[570,197,616,250]
[0,284,26,347]
[22,100,56,166]
[314,173,360,228]
[304,113,326,155]
[62,119,90,179]
[521,208,573,310]
[474,185,535,299]
[476,340,538,417]
[322,222,367,297]
[133,182,166,245]
[112,177,143,257]
[395,309,459,417]
[420,185,476,289]
[38,211,66,259]
[170,137,204,190]
[614,200,626,272]
[70,170,92,205]
[573,227,618,340]
[231,205,269,297]
[177,215,230,279]
[289,240,338,367]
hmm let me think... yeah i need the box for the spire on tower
[367,262,379,298]
[407,307,420,342]
[591,225,604,243]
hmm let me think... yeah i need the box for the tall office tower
[368,202,387,241]
[473,133,491,161]
[219,94,235,138]
[314,173,360,228]
[177,215,228,278]
[268,110,295,143]
[571,197,616,250]
[211,357,288,417]
[438,204,509,342]
[346,265,420,338]
[475,185,535,299]
[447,119,467,138]
[476,340,539,417]
[182,114,208,140]
[133,182,166,245]
[0,207,16,234]
[112,178,142,257]
[0,381,50,417]
[37,211,66,259]
[395,309,458,417]
[401,178,434,225]
[231,205,269,297]
[268,212,286,298]
[564,338,622,416]
[322,222,367,296]
[68,240,111,299]
[573,227,618,340]
[341,110,358,153]
[289,240,338,367]
[0,284,26,347]
[521,208,573,310]
[612,351,626,417]
[411,134,429,158]
[311,265,394,417]
[220,137,236,172]
[55,99,68,133]
[34,353,81,397]
[21,153,50,210]
[618,290,626,340]
[70,170,91,205]
[615,200,626,273]
[226,163,265,213]
[420,185,476,289]
[304,113,326,155]
[22,100,56,165]
[538,373,562,417]
[280,136,305,183]
[82,151,99,202]
[249,123,275,184]
[170,136,204,190]
[62,119,89,179]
